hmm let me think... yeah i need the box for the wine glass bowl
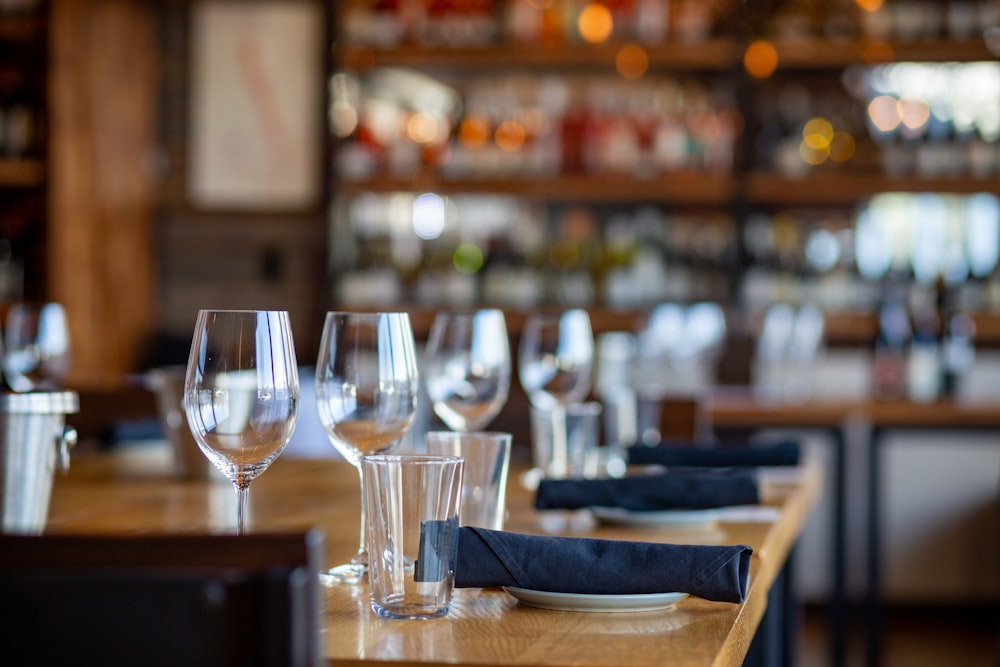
[424,309,511,432]
[315,311,420,584]
[3,301,71,392]
[183,310,299,535]
[518,309,594,409]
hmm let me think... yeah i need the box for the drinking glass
[183,310,299,535]
[424,309,511,432]
[315,312,420,584]
[3,302,71,392]
[518,309,594,409]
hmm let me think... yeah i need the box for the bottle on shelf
[872,280,911,401]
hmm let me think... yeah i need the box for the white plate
[589,506,723,528]
[504,587,687,612]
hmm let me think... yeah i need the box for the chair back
[0,530,324,667]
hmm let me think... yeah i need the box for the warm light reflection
[494,120,526,152]
[830,131,856,162]
[868,95,901,132]
[578,3,613,44]
[407,112,441,144]
[855,0,885,12]
[744,40,778,79]
[799,141,830,165]
[616,44,649,80]
[458,114,490,148]
[862,41,895,64]
[802,117,834,150]
[897,96,930,130]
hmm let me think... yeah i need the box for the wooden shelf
[340,39,738,72]
[0,158,44,187]
[330,305,646,340]
[771,37,998,69]
[744,172,1000,206]
[337,172,735,205]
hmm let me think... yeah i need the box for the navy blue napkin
[628,441,800,468]
[535,469,759,511]
[453,526,752,603]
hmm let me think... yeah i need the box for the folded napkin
[535,469,759,512]
[627,441,800,468]
[453,526,752,603]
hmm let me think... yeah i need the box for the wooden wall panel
[48,0,158,387]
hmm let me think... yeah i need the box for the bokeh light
[897,95,930,130]
[855,0,885,12]
[744,40,779,79]
[494,120,526,152]
[458,114,490,148]
[407,111,442,144]
[578,3,613,44]
[799,141,830,165]
[868,94,901,132]
[802,117,834,150]
[615,44,649,80]
[830,131,856,162]
[412,193,446,240]
[453,243,485,274]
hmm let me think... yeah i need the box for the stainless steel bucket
[0,391,78,534]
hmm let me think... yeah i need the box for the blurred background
[3,0,1000,663]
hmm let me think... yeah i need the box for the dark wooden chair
[0,530,324,667]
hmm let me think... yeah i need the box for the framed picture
[186,0,326,213]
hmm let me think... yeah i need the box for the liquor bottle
[872,281,910,401]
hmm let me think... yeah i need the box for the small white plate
[589,506,723,529]
[504,587,687,612]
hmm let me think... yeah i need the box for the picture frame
[185,0,326,213]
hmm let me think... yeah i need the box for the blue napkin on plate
[628,441,800,468]
[453,526,752,603]
[534,469,759,512]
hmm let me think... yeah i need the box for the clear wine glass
[424,309,511,432]
[183,310,299,535]
[518,309,594,409]
[315,311,420,584]
[2,301,71,392]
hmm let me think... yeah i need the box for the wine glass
[183,310,299,535]
[424,309,511,432]
[3,301,71,392]
[518,309,594,409]
[315,312,420,584]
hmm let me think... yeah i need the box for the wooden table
[705,388,1000,667]
[45,445,821,667]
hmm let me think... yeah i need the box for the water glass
[529,402,602,480]
[425,431,511,530]
[363,454,464,619]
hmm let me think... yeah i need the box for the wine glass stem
[234,480,250,536]
[355,464,367,564]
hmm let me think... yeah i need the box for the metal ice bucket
[0,391,78,534]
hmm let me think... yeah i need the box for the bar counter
[45,445,821,667]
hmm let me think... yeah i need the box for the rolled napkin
[454,525,752,603]
[535,469,759,511]
[628,441,800,468]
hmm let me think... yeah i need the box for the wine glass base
[320,562,367,585]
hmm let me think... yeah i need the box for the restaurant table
[44,444,821,667]
[705,388,1000,667]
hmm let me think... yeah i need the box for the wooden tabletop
[46,445,821,667]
